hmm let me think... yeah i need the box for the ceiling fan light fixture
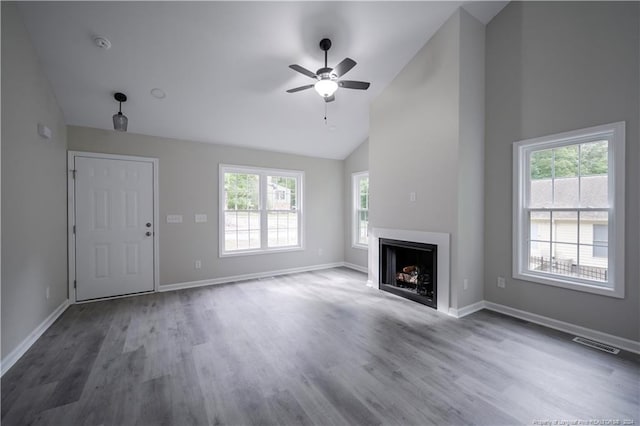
[314,79,338,98]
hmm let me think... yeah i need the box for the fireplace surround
[368,228,450,314]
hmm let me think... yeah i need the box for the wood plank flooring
[2,268,638,425]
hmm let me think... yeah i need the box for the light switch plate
[166,214,183,223]
[195,214,207,223]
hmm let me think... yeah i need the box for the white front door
[73,155,155,301]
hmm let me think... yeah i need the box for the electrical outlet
[409,192,417,202]
[463,278,469,290]
[46,286,50,300]
[497,276,506,288]
[194,260,202,270]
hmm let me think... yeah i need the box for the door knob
[145,231,152,237]
[146,222,152,228]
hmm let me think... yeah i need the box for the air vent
[572,337,620,354]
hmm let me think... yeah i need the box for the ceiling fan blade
[324,95,335,103]
[338,80,370,90]
[286,84,315,93]
[332,58,356,77]
[289,64,317,79]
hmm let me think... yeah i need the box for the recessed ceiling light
[93,36,111,50]
[150,88,166,99]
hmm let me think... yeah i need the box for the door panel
[75,156,154,301]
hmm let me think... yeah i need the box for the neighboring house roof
[531,175,607,220]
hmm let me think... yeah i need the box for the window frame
[219,164,304,257]
[352,171,369,250]
[512,122,625,298]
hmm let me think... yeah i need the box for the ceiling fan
[286,38,370,102]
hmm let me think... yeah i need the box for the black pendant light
[112,92,128,131]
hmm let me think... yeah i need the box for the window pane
[578,213,609,261]
[579,244,608,282]
[359,177,369,209]
[580,141,608,208]
[529,241,551,272]
[529,179,552,208]
[553,177,579,207]
[358,210,368,245]
[249,230,261,248]
[580,141,608,176]
[267,176,296,210]
[580,175,608,208]
[249,211,260,229]
[530,211,550,242]
[267,211,298,247]
[548,145,578,207]
[553,145,578,178]
[224,211,260,251]
[551,243,578,278]
[579,212,608,246]
[225,231,238,251]
[551,211,577,244]
[593,223,608,243]
[225,173,259,210]
[530,149,553,180]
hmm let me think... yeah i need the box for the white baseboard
[343,262,367,273]
[1,299,70,376]
[448,300,486,318]
[159,262,345,292]
[484,301,640,355]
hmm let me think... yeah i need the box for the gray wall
[67,126,345,287]
[343,139,369,269]
[456,10,485,308]
[485,2,639,341]
[369,9,485,310]
[1,2,68,360]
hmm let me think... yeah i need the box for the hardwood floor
[2,267,638,425]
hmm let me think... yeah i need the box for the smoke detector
[94,36,111,50]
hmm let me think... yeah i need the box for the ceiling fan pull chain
[324,102,328,125]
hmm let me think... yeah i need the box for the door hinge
[74,280,77,289]
[73,225,76,234]
[71,169,77,179]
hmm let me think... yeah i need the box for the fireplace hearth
[379,238,437,309]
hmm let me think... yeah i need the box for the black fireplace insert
[379,238,437,309]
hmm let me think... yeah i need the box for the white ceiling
[18,1,507,159]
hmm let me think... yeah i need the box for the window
[592,224,608,258]
[220,165,303,256]
[352,172,369,249]
[513,122,625,298]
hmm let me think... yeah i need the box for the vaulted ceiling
[18,1,507,159]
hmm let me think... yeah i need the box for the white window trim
[219,164,304,257]
[352,171,369,250]
[512,122,625,298]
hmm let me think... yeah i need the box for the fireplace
[379,238,437,309]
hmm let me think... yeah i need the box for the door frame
[67,151,160,303]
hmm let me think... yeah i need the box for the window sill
[352,243,368,251]
[220,246,304,258]
[513,270,623,298]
